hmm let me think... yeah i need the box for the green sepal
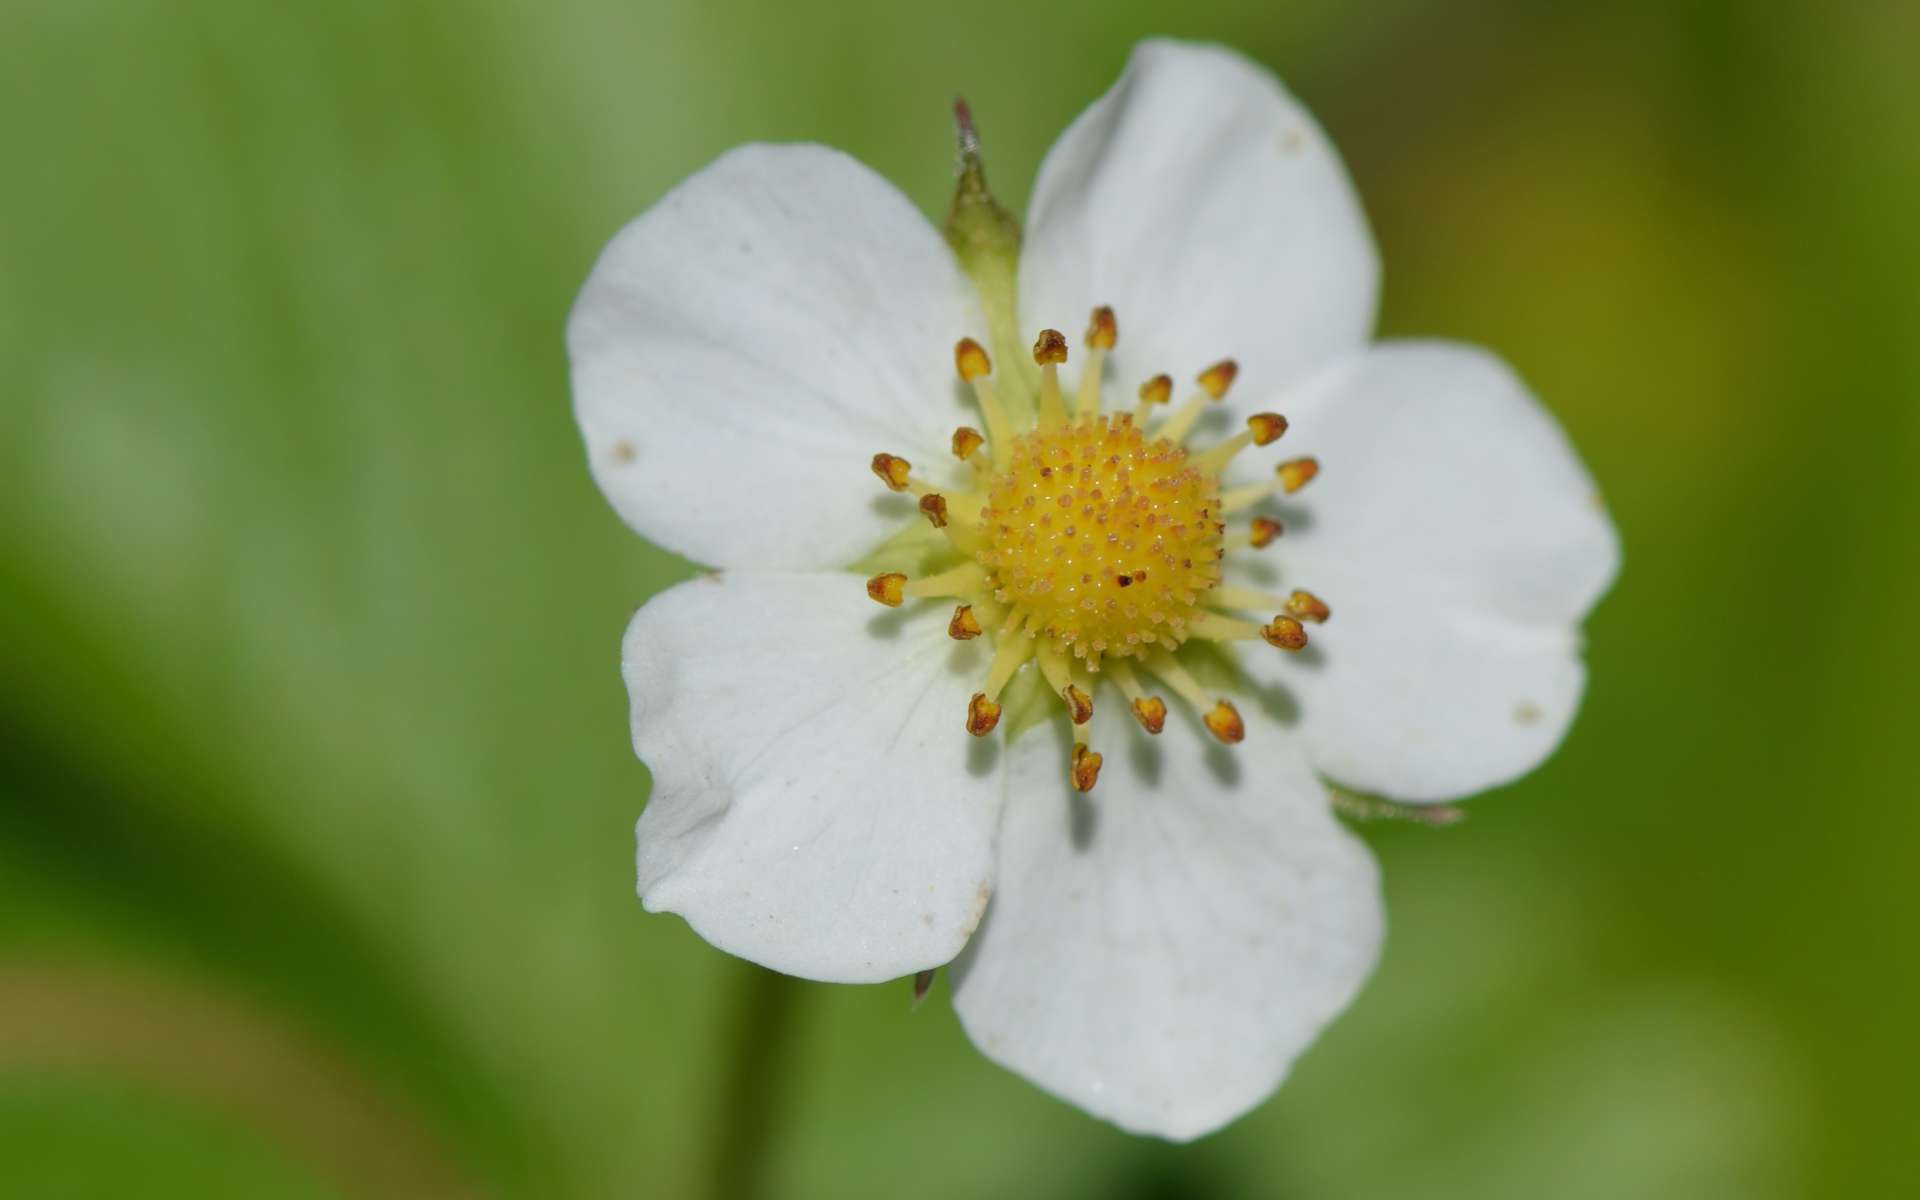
[943,101,1034,421]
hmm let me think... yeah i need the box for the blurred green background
[3,0,1915,1196]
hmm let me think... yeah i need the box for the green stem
[705,962,803,1200]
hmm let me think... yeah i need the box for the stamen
[1190,412,1287,473]
[1141,653,1243,744]
[981,632,1035,701]
[871,453,912,492]
[1203,699,1246,744]
[1035,640,1093,724]
[951,425,986,463]
[1221,457,1319,514]
[866,572,906,607]
[1190,610,1310,652]
[1277,456,1320,494]
[1188,614,1266,642]
[1260,616,1309,650]
[919,494,949,528]
[1212,585,1290,613]
[903,562,987,600]
[1076,306,1116,419]
[1103,660,1167,733]
[1284,590,1331,623]
[1133,373,1173,425]
[1155,360,1238,445]
[1247,412,1289,445]
[948,604,983,640]
[1222,516,1284,550]
[966,693,1001,736]
[956,338,1015,467]
[1033,329,1069,428]
[1219,479,1279,514]
[1197,359,1239,400]
[1142,650,1206,711]
[1063,684,1094,725]
[1071,742,1103,792]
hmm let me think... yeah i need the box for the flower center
[977,417,1220,664]
[862,308,1332,793]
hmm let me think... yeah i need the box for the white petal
[625,572,1002,982]
[570,144,984,570]
[950,719,1382,1140]
[1235,341,1621,801]
[1020,40,1377,404]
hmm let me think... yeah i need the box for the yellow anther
[866,572,906,607]
[1063,683,1093,725]
[1157,365,1236,443]
[955,338,992,381]
[1260,615,1309,650]
[1130,696,1168,735]
[951,426,985,461]
[1077,307,1116,418]
[1132,373,1173,425]
[966,693,1001,736]
[1247,412,1289,445]
[1250,516,1283,547]
[1085,306,1117,350]
[919,493,949,528]
[1203,699,1245,744]
[871,453,912,492]
[1197,359,1239,400]
[1277,456,1320,494]
[1284,590,1331,623]
[1071,743,1103,792]
[1033,328,1069,427]
[948,604,982,640]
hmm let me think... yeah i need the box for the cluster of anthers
[864,308,1329,793]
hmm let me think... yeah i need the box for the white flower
[568,39,1618,1140]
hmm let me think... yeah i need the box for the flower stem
[704,961,803,1200]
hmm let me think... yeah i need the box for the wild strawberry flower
[569,40,1618,1139]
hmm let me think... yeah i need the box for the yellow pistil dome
[977,417,1221,663]
[862,307,1330,792]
